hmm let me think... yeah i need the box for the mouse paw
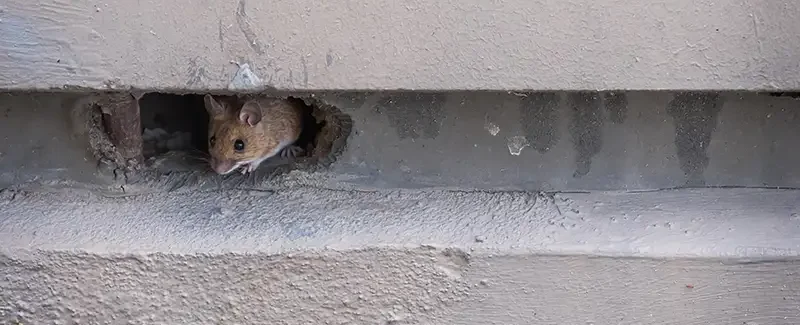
[280,145,305,159]
[239,163,250,174]
[245,163,260,174]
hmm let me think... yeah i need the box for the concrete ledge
[2,188,798,257]
[1,188,799,324]
[2,0,800,91]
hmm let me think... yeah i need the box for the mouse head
[204,94,268,174]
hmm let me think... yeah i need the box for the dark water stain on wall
[519,92,560,153]
[376,93,446,139]
[760,99,800,185]
[666,92,723,186]
[568,92,604,178]
[602,92,628,124]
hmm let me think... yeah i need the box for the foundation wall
[2,0,800,91]
[1,1,800,324]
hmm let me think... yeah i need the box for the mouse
[204,94,304,175]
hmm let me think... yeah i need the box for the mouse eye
[209,136,216,148]
[234,139,245,152]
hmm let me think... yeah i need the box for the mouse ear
[204,94,226,117]
[239,101,263,126]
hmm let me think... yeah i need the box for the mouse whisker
[187,155,210,162]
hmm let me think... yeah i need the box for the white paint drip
[506,136,529,156]
[228,62,262,89]
[484,121,500,136]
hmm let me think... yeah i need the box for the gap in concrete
[4,90,800,193]
[139,94,328,164]
[140,93,208,160]
[94,92,353,179]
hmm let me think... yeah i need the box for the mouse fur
[204,94,304,175]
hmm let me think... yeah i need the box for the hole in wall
[137,93,351,174]
[140,93,207,158]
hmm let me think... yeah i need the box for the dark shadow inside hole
[289,96,327,156]
[139,93,324,169]
[140,93,208,158]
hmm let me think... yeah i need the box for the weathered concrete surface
[2,251,799,324]
[3,91,800,192]
[326,91,800,190]
[1,90,799,323]
[1,188,799,324]
[2,0,800,91]
[2,188,799,257]
[4,1,800,322]
[0,93,109,189]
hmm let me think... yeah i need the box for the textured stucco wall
[2,189,799,324]
[1,90,800,323]
[3,0,800,321]
[2,0,800,91]
[1,91,799,324]
[3,250,799,324]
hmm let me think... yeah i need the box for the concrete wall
[1,91,799,324]
[2,0,800,91]
[2,1,800,324]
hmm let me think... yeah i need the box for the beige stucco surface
[2,0,800,91]
[1,188,800,324]
[3,250,799,324]
[2,1,800,323]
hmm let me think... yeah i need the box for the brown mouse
[204,94,304,175]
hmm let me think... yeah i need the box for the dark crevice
[136,93,349,174]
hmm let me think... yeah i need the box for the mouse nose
[210,157,236,175]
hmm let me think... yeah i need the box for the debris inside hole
[140,93,207,158]
[139,93,347,173]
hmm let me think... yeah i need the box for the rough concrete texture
[2,251,799,325]
[1,188,799,324]
[2,0,800,91]
[2,90,800,323]
[0,92,110,189]
[2,188,799,257]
